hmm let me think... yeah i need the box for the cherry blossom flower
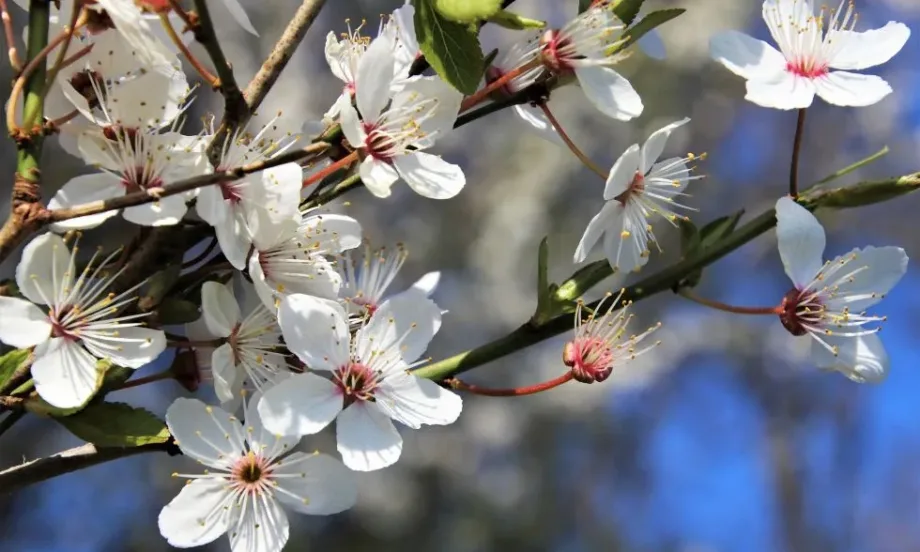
[338,242,441,318]
[258,293,461,472]
[199,281,289,404]
[159,396,356,552]
[774,197,907,383]
[563,291,661,384]
[248,211,363,309]
[0,233,165,408]
[90,0,185,75]
[536,4,643,121]
[340,32,464,199]
[709,0,910,109]
[574,118,702,273]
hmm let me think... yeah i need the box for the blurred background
[1,0,920,550]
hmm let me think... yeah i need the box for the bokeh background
[2,0,920,550]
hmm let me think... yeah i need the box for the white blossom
[258,293,460,472]
[159,396,356,552]
[709,0,910,109]
[574,118,701,273]
[774,197,907,383]
[0,233,165,408]
[340,31,464,199]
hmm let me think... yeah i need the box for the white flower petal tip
[711,2,908,109]
[160,397,356,550]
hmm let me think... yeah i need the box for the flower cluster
[0,0,912,550]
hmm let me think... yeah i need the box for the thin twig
[789,108,807,197]
[0,0,22,71]
[677,288,780,315]
[160,11,218,86]
[0,410,24,439]
[42,3,86,100]
[46,142,330,223]
[815,146,889,186]
[540,102,607,179]
[0,442,175,495]
[191,0,247,134]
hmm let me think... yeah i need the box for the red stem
[302,151,359,189]
[678,290,782,315]
[448,372,574,397]
[459,60,538,113]
[539,102,607,179]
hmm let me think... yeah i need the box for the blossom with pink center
[337,242,441,319]
[774,197,908,383]
[159,396,356,552]
[563,291,661,384]
[574,118,702,273]
[0,233,166,408]
[339,31,464,200]
[258,292,461,472]
[709,0,910,109]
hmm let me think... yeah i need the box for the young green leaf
[156,297,201,325]
[56,402,170,447]
[488,10,546,30]
[413,0,484,94]
[612,0,644,25]
[434,0,502,22]
[699,210,745,249]
[611,8,684,55]
[0,348,31,391]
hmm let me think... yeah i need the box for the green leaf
[612,0,644,25]
[488,9,546,30]
[156,297,201,324]
[138,264,182,311]
[99,363,135,395]
[612,8,684,55]
[699,210,745,249]
[555,260,613,304]
[678,218,700,256]
[0,348,31,391]
[674,211,744,290]
[413,0,484,94]
[434,0,502,22]
[56,402,170,447]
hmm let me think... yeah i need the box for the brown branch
[207,0,328,162]
[0,0,21,71]
[46,142,330,223]
[0,442,174,495]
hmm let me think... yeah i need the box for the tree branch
[190,0,245,118]
[413,172,920,382]
[0,442,174,495]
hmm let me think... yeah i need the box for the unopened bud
[171,349,205,392]
[563,337,614,384]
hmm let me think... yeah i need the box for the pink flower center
[363,123,394,162]
[778,287,824,336]
[539,29,575,74]
[230,453,273,495]
[49,306,80,342]
[615,171,646,205]
[350,296,378,316]
[785,58,829,79]
[120,166,164,193]
[563,336,615,384]
[220,181,242,203]
[333,362,379,405]
[69,70,105,108]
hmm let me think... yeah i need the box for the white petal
[825,246,908,312]
[0,297,51,348]
[814,71,892,107]
[211,344,237,403]
[512,103,565,146]
[602,203,647,273]
[393,152,465,199]
[220,0,258,35]
[243,390,301,455]
[274,452,357,515]
[339,102,366,149]
[604,144,641,200]
[258,372,342,437]
[299,213,363,254]
[358,291,441,364]
[201,281,241,337]
[639,118,690,175]
[324,32,349,82]
[392,76,462,144]
[775,197,825,288]
[47,174,121,231]
[574,201,619,264]
[411,271,440,296]
[16,232,71,306]
[227,492,289,552]
[165,397,245,469]
[573,66,643,121]
[248,255,277,310]
[745,72,816,110]
[158,478,230,549]
[277,294,350,371]
[359,157,399,198]
[810,333,888,384]
[355,32,397,122]
[376,371,462,428]
[831,22,910,71]
[196,185,229,226]
[82,326,166,369]
[336,402,402,472]
[256,163,304,222]
[708,31,787,80]
[32,338,101,409]
[122,195,187,226]
[213,214,252,270]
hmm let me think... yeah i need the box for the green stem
[19,0,50,148]
[815,146,889,186]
